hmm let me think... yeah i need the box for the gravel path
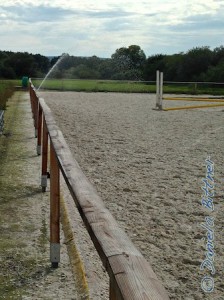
[42,91,224,300]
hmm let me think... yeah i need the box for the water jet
[37,53,68,91]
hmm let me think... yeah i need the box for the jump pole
[155,75,224,111]
[163,102,224,111]
[163,97,224,102]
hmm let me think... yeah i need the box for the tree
[98,59,114,79]
[0,64,16,79]
[128,45,146,68]
[72,64,100,79]
[177,47,212,81]
[143,54,166,80]
[33,54,50,75]
[111,45,146,80]
[212,46,224,65]
[163,54,183,81]
[201,61,224,82]
[4,52,37,77]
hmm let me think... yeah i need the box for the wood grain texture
[34,93,39,133]
[37,104,42,149]
[108,255,169,300]
[110,278,123,300]
[37,95,170,300]
[50,140,60,244]
[42,118,48,176]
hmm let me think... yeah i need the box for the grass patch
[0,80,17,110]
[0,92,50,299]
[163,83,224,95]
[31,78,224,95]
[0,249,51,299]
[32,79,153,93]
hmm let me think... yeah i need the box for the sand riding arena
[41,91,223,299]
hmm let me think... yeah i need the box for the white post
[155,71,163,110]
[156,70,160,108]
[159,72,163,110]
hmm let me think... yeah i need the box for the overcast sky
[1,0,223,57]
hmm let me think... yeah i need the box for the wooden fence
[29,80,170,300]
[0,110,4,134]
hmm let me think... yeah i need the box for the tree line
[0,45,224,82]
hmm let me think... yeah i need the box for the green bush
[0,81,15,110]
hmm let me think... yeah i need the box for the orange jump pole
[164,97,224,102]
[163,102,224,111]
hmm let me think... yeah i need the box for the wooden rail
[29,80,170,300]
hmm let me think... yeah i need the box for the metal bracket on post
[50,243,60,268]
[37,145,41,156]
[41,175,48,192]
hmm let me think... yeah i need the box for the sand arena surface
[42,91,224,299]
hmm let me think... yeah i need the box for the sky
[0,0,224,58]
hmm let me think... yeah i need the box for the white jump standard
[155,71,224,111]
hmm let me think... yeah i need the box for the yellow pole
[163,103,224,111]
[163,97,224,102]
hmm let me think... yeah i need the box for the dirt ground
[41,91,224,300]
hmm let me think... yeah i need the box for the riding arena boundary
[155,70,224,111]
[29,79,170,300]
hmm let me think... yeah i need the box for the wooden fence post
[33,94,38,138]
[50,140,60,268]
[41,118,48,192]
[110,278,121,300]
[30,88,35,129]
[37,103,42,155]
